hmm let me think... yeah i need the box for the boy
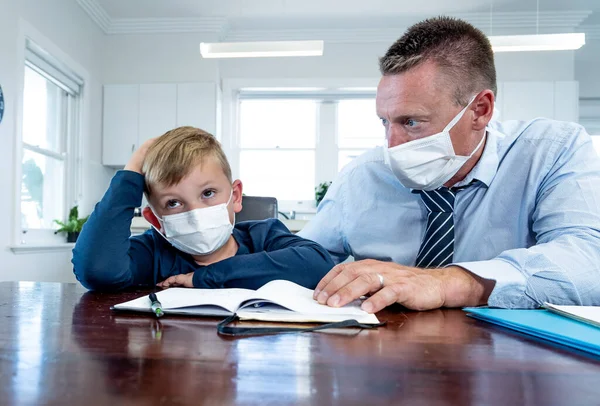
[72,127,334,291]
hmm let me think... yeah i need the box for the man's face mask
[383,95,485,191]
[151,190,234,256]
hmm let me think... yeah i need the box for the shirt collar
[453,127,500,189]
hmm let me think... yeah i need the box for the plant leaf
[68,206,79,221]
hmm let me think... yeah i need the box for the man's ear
[142,206,161,230]
[472,90,495,131]
[232,179,243,214]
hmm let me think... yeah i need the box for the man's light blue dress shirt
[299,119,600,308]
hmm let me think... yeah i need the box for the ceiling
[76,0,600,39]
[95,0,600,19]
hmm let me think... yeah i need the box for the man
[299,16,600,313]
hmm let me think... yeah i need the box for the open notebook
[112,279,380,324]
[543,303,600,328]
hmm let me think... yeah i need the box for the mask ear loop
[467,131,487,159]
[148,204,163,221]
[442,94,478,133]
[145,204,170,240]
[227,186,236,225]
[456,93,487,159]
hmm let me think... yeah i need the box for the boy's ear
[232,180,243,214]
[142,206,161,230]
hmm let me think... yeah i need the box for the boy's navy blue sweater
[72,170,334,291]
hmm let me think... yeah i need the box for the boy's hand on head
[157,272,194,288]
[125,138,158,175]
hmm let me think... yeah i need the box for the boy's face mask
[151,190,234,256]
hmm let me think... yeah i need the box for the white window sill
[10,243,75,255]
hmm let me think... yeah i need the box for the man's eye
[380,118,388,126]
[166,200,181,209]
[202,190,215,198]
[406,119,418,127]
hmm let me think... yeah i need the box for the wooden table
[1,282,599,405]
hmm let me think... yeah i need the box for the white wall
[0,0,112,283]
[219,42,386,80]
[102,34,220,83]
[495,51,575,82]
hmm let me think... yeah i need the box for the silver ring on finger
[376,273,384,290]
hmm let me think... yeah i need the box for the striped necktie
[415,187,456,268]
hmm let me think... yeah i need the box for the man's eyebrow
[379,113,431,121]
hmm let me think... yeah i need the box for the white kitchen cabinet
[102,85,139,167]
[138,84,177,145]
[501,82,555,121]
[496,81,578,122]
[176,83,218,135]
[102,82,219,167]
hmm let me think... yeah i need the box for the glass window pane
[21,149,65,230]
[240,150,315,201]
[338,150,367,172]
[240,100,317,148]
[338,99,385,149]
[22,66,65,153]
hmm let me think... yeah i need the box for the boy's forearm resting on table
[194,244,334,290]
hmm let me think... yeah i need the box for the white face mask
[152,190,234,256]
[383,95,485,191]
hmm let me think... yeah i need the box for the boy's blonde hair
[143,126,232,195]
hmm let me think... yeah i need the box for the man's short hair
[379,16,497,106]
[143,126,232,195]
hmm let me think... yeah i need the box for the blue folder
[464,308,600,357]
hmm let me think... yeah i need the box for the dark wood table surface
[1,282,599,406]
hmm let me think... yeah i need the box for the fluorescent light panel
[490,33,585,52]
[200,40,324,58]
[199,33,583,58]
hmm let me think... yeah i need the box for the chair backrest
[235,196,278,224]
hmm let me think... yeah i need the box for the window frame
[11,22,87,249]
[221,78,380,215]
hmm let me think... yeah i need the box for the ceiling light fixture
[490,33,585,52]
[199,40,324,59]
[487,0,585,52]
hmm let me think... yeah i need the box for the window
[18,41,82,244]
[337,99,385,171]
[239,100,317,201]
[233,89,384,212]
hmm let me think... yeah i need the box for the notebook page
[113,287,255,314]
[238,304,379,324]
[544,303,600,328]
[241,280,379,323]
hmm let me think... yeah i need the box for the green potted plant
[315,181,332,207]
[54,206,89,243]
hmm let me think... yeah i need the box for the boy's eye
[202,189,216,199]
[166,200,181,209]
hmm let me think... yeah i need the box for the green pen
[149,292,164,318]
